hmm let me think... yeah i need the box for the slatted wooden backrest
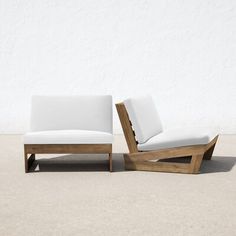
[116,103,138,153]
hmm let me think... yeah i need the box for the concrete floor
[0,134,236,236]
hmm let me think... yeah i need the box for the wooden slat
[116,103,138,153]
[24,144,112,154]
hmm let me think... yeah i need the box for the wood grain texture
[116,103,138,153]
[125,159,191,174]
[123,137,218,174]
[24,144,112,173]
[203,135,218,160]
[24,144,112,154]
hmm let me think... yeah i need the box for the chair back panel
[124,96,163,144]
[30,95,112,133]
[116,103,138,153]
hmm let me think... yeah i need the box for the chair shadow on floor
[30,153,125,172]
[159,156,236,174]
[29,154,236,174]
[201,156,236,174]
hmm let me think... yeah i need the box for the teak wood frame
[24,144,112,173]
[116,103,218,174]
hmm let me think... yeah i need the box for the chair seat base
[24,144,112,173]
[124,136,218,174]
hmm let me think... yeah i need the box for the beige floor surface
[0,134,236,236]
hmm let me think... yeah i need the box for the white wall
[0,0,236,134]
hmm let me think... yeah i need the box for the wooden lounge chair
[116,96,218,174]
[24,95,113,172]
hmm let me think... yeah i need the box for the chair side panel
[116,103,138,153]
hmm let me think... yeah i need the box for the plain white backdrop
[0,0,236,134]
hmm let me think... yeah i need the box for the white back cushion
[30,95,112,133]
[124,96,163,144]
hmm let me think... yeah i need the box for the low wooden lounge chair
[116,96,218,174]
[24,95,113,172]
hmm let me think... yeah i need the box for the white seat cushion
[124,96,163,144]
[24,130,113,144]
[138,127,218,151]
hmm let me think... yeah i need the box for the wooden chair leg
[203,143,216,160]
[24,153,35,173]
[109,153,112,172]
[189,154,204,174]
[24,152,28,173]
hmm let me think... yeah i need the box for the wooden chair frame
[116,103,218,174]
[24,144,112,173]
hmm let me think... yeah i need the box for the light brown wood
[125,159,191,174]
[116,101,219,174]
[203,135,218,160]
[24,144,112,154]
[116,103,138,153]
[123,137,218,174]
[24,144,112,173]
[189,154,204,174]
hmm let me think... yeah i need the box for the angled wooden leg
[24,153,35,173]
[109,153,112,172]
[189,154,204,174]
[203,135,218,160]
[203,143,216,160]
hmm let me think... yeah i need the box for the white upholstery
[24,95,113,145]
[138,127,217,151]
[124,96,163,144]
[24,130,113,144]
[30,95,112,133]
